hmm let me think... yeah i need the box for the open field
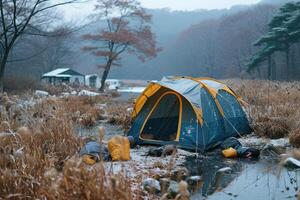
[0,79,300,199]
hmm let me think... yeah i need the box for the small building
[41,68,85,85]
[85,74,101,88]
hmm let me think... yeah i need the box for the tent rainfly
[127,76,252,152]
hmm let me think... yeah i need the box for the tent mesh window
[141,93,180,141]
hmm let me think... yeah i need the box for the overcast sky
[61,0,261,22]
[140,0,260,10]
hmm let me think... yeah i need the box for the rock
[142,178,161,194]
[171,167,189,181]
[187,176,202,186]
[35,90,49,98]
[217,167,232,173]
[167,181,180,198]
[160,178,171,193]
[147,147,163,157]
[162,145,177,157]
[283,157,300,168]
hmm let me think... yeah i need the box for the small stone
[170,167,189,181]
[167,181,180,198]
[217,167,232,173]
[284,157,300,168]
[142,178,161,194]
[187,176,203,192]
[162,145,177,157]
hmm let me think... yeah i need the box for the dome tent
[127,76,252,152]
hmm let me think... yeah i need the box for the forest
[1,0,299,92]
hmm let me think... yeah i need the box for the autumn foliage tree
[82,0,160,92]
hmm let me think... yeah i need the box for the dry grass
[225,79,300,143]
[106,102,133,132]
[289,129,300,148]
[1,79,300,199]
[0,94,133,199]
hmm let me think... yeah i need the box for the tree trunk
[99,59,113,92]
[0,67,4,93]
[267,55,271,80]
[272,58,276,80]
[286,45,290,80]
[256,67,261,79]
[0,52,9,93]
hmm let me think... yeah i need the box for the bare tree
[82,0,160,92]
[0,0,82,92]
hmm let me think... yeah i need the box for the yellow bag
[82,155,97,165]
[108,136,130,161]
[222,147,238,158]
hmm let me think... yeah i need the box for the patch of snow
[78,90,100,96]
[70,91,77,95]
[42,68,69,77]
[239,135,267,147]
[269,138,290,148]
[126,107,133,113]
[62,92,70,97]
[35,90,49,97]
[101,147,195,180]
[118,87,145,93]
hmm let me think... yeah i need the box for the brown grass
[106,102,132,132]
[225,79,300,144]
[0,94,133,199]
[289,129,300,148]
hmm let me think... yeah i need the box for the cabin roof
[42,68,84,78]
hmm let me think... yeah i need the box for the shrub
[4,74,39,92]
[289,129,300,148]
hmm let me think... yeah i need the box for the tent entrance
[140,92,182,142]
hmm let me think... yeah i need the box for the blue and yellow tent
[128,76,252,152]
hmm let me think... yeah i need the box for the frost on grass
[225,79,300,145]
[1,80,300,199]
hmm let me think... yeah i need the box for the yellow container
[222,147,238,158]
[83,155,97,165]
[108,136,131,161]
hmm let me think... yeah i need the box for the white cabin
[41,68,85,85]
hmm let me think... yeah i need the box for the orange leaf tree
[82,0,160,92]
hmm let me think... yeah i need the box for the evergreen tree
[247,2,300,80]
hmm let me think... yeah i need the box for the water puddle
[75,121,124,140]
[185,153,300,200]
